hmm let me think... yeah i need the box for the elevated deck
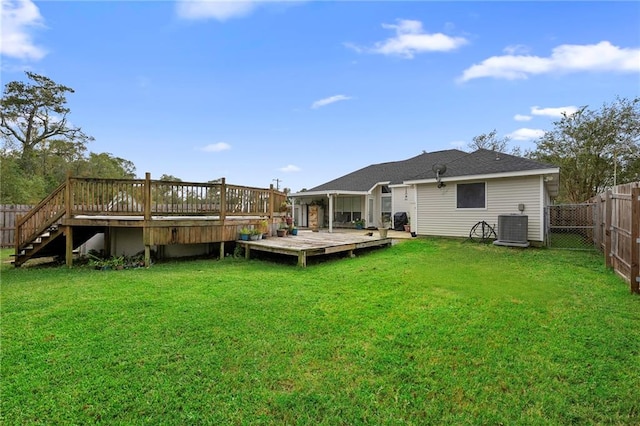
[238,230,393,267]
[14,174,288,267]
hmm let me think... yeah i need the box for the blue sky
[2,1,639,192]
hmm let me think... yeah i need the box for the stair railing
[15,181,67,253]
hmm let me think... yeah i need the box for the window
[381,195,392,223]
[457,182,486,208]
[333,196,362,223]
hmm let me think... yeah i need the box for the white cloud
[507,128,546,141]
[514,114,532,122]
[460,41,640,82]
[449,140,466,148]
[503,44,530,55]
[311,94,352,109]
[176,0,259,21]
[1,0,46,60]
[531,105,578,118]
[201,142,231,152]
[279,164,301,172]
[346,19,468,59]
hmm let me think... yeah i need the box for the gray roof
[307,149,557,192]
[309,149,467,192]
[407,149,558,181]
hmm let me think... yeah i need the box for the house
[290,149,560,244]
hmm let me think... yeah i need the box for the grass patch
[2,239,639,424]
[548,232,595,250]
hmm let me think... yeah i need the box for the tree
[1,72,94,174]
[529,97,640,202]
[468,129,511,152]
[74,153,136,179]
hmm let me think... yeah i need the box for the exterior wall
[110,228,210,258]
[416,175,544,241]
[111,228,145,256]
[392,185,416,229]
[79,233,105,255]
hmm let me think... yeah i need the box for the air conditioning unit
[493,214,529,247]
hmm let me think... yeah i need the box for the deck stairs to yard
[12,181,101,267]
[13,223,102,267]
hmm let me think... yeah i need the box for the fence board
[0,205,33,247]
[587,182,640,293]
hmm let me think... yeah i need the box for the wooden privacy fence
[590,182,639,293]
[0,204,33,248]
[1,205,33,247]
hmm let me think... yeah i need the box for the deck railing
[15,182,66,251]
[15,173,288,251]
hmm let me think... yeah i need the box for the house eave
[404,168,560,185]
[290,190,369,198]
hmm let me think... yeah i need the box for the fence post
[630,187,639,294]
[604,189,612,269]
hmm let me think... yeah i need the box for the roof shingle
[309,149,467,192]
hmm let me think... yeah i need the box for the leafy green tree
[73,153,136,179]
[0,73,141,203]
[0,72,93,174]
[529,97,640,202]
[0,151,47,203]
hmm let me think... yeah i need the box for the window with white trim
[456,182,486,209]
[334,196,362,223]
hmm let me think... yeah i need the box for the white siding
[416,175,544,241]
[392,185,416,228]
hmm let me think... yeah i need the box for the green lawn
[2,239,639,424]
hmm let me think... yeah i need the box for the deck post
[144,172,152,267]
[219,241,225,259]
[65,225,73,268]
[144,172,152,221]
[269,184,275,219]
[244,243,250,260]
[104,227,111,257]
[64,172,73,267]
[65,171,72,217]
[297,250,307,267]
[220,178,226,222]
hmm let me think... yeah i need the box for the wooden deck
[237,230,393,267]
[14,173,288,267]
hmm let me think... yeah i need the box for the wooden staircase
[13,225,65,266]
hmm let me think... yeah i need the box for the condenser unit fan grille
[493,214,529,247]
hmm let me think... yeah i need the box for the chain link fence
[545,203,597,250]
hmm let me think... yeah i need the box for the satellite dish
[432,163,447,188]
[431,163,447,175]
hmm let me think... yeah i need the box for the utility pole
[272,178,282,190]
